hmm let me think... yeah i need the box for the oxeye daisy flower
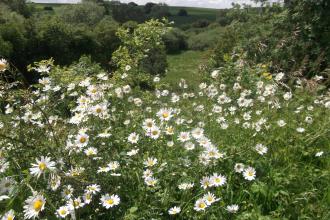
[255,144,268,155]
[0,177,16,195]
[127,148,139,156]
[29,156,56,178]
[165,126,174,135]
[97,166,110,173]
[200,176,212,189]
[144,157,158,167]
[61,185,74,199]
[168,206,181,215]
[76,132,89,147]
[142,118,156,131]
[1,209,15,220]
[203,192,219,205]
[210,173,226,187]
[194,198,208,211]
[226,204,239,213]
[0,59,8,72]
[315,151,324,157]
[49,174,61,191]
[178,132,190,142]
[296,127,305,133]
[178,182,194,190]
[277,120,286,127]
[108,161,120,171]
[191,127,204,139]
[83,192,93,204]
[143,169,153,178]
[85,184,101,195]
[100,194,120,209]
[234,163,245,173]
[55,206,70,218]
[128,132,139,144]
[149,126,161,139]
[84,147,98,156]
[23,194,46,219]
[91,104,107,117]
[67,197,85,210]
[157,108,173,121]
[144,176,158,187]
[243,167,256,181]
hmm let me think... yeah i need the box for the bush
[163,28,187,53]
[43,6,53,11]
[187,25,224,51]
[192,19,211,28]
[59,1,105,26]
[177,8,188,16]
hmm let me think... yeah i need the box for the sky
[30,0,279,9]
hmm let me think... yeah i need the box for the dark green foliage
[140,48,168,75]
[110,2,170,23]
[0,0,31,17]
[144,2,156,14]
[177,9,188,16]
[43,6,53,11]
[192,19,210,28]
[111,2,146,23]
[163,28,187,53]
[211,0,330,85]
[0,0,120,83]
[58,1,105,26]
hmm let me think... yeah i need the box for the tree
[144,2,156,14]
[59,1,105,26]
[0,0,31,17]
[177,9,188,16]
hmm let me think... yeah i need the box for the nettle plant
[0,21,330,220]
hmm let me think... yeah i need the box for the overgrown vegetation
[0,1,330,219]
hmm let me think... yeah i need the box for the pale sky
[31,0,279,9]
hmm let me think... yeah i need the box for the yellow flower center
[167,127,174,133]
[33,199,43,211]
[106,199,114,205]
[59,209,67,215]
[199,203,206,209]
[0,62,7,71]
[38,162,47,170]
[74,200,80,207]
[162,112,169,118]
[7,215,14,220]
[80,137,86,143]
[86,194,92,200]
[152,130,158,135]
[96,108,102,113]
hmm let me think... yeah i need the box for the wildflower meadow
[1,4,330,220]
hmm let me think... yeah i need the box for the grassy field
[168,6,218,27]
[165,50,209,89]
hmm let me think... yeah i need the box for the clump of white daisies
[0,59,329,220]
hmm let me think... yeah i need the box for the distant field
[168,6,218,27]
[30,3,219,27]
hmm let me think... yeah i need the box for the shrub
[163,28,187,53]
[192,19,210,28]
[178,8,188,16]
[43,6,53,11]
[187,25,224,51]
